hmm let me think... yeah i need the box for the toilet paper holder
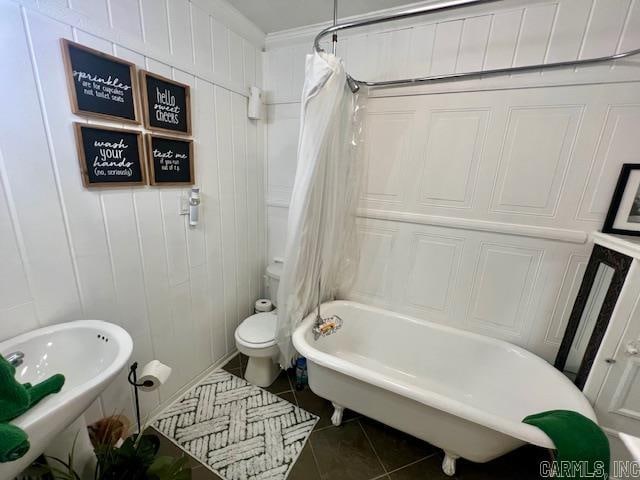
[127,362,154,435]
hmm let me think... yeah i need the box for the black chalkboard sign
[75,123,147,187]
[146,134,194,185]
[62,39,140,123]
[140,71,191,135]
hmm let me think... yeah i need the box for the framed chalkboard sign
[146,134,194,185]
[140,70,191,135]
[62,39,140,123]
[75,123,147,187]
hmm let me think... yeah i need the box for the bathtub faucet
[313,312,322,339]
[312,315,343,340]
[312,277,343,340]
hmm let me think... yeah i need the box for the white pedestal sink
[0,320,133,479]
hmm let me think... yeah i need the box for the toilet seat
[236,311,277,348]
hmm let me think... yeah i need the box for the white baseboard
[142,351,239,430]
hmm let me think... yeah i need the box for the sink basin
[0,320,133,479]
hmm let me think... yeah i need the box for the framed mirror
[555,245,632,388]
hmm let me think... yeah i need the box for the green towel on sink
[523,410,609,480]
[0,355,65,462]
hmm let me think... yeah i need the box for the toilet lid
[237,312,277,345]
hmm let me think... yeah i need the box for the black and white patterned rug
[153,370,318,480]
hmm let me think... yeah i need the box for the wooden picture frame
[61,39,141,124]
[602,164,640,236]
[74,123,147,188]
[145,133,194,186]
[140,70,192,136]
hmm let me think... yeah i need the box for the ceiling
[225,0,421,34]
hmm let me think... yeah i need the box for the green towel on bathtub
[0,355,65,462]
[523,410,609,480]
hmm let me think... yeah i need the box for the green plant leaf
[28,428,191,480]
[45,455,81,480]
[120,434,159,463]
[19,461,51,479]
[95,434,162,480]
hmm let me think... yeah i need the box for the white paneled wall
[264,0,640,362]
[0,0,266,421]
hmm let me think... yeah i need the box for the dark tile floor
[151,353,550,480]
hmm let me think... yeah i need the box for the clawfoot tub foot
[442,452,459,476]
[331,402,344,426]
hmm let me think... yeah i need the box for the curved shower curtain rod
[314,0,640,92]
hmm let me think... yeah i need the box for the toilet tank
[265,262,283,306]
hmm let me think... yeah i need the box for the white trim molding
[359,209,588,244]
[264,0,541,50]
[147,351,239,423]
[268,201,588,244]
[191,0,265,46]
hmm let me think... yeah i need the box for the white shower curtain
[276,52,365,368]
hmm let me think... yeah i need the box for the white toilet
[234,262,283,387]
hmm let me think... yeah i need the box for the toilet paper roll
[255,299,273,313]
[138,360,172,392]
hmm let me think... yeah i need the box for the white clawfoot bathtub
[292,301,597,476]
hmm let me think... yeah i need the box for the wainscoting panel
[267,205,289,263]
[467,242,542,339]
[403,231,465,322]
[329,217,594,357]
[266,104,301,205]
[362,110,417,209]
[350,223,399,305]
[544,253,590,346]
[341,84,639,234]
[491,106,583,216]
[610,361,640,420]
[608,359,640,422]
[576,105,640,222]
[419,109,489,209]
[0,180,32,318]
